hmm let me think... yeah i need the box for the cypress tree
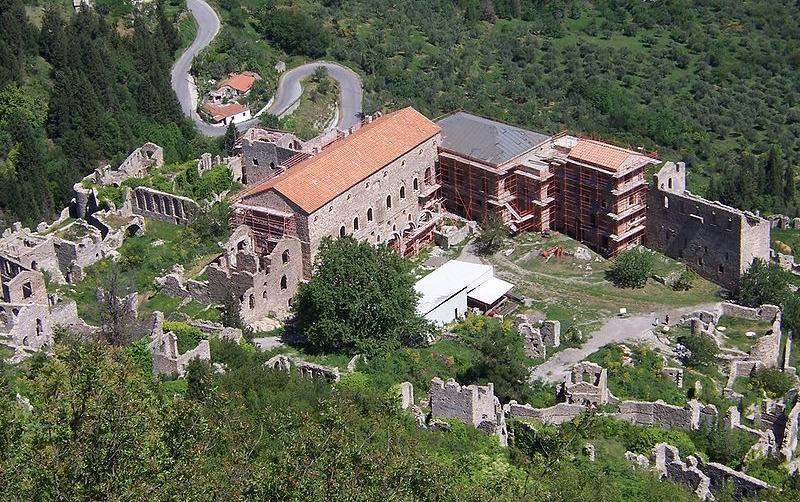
[785,163,796,204]
[766,146,784,197]
[223,122,237,156]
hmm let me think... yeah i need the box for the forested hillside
[0,0,203,227]
[216,0,800,214]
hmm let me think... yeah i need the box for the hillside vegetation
[212,0,800,214]
[0,0,208,228]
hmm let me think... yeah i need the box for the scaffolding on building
[231,204,296,254]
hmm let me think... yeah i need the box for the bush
[259,9,329,58]
[606,248,654,288]
[671,267,697,291]
[677,333,719,369]
[751,367,796,398]
[734,258,790,307]
[163,321,205,354]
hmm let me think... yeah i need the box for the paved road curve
[171,0,363,137]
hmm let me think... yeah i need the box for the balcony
[611,178,646,196]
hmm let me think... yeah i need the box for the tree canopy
[293,236,433,354]
[734,258,790,307]
[606,248,654,288]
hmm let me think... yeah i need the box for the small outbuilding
[415,260,513,325]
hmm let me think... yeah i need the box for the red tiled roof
[240,107,440,214]
[219,73,257,93]
[567,139,651,172]
[204,103,248,122]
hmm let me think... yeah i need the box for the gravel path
[529,302,722,383]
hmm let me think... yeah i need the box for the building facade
[233,107,444,278]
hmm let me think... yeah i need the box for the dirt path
[529,302,722,383]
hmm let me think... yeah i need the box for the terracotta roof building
[234,107,445,276]
[204,102,251,126]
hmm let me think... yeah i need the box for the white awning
[467,277,514,306]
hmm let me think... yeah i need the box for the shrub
[751,367,796,398]
[606,248,654,288]
[163,321,205,354]
[671,267,697,291]
[734,258,790,307]
[677,333,719,369]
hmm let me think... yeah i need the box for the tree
[221,289,244,329]
[457,316,531,403]
[677,333,718,369]
[293,236,433,355]
[223,121,237,156]
[259,9,329,58]
[185,358,214,401]
[782,292,800,339]
[474,213,508,254]
[785,162,796,203]
[99,263,137,346]
[765,146,784,198]
[734,258,790,307]
[260,113,281,129]
[606,248,654,288]
[751,367,796,399]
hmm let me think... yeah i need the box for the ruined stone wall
[749,313,782,367]
[702,462,772,500]
[647,162,770,289]
[148,312,211,377]
[119,142,164,179]
[653,443,712,500]
[241,138,300,185]
[205,233,303,322]
[721,302,781,323]
[130,187,198,225]
[0,298,86,351]
[505,402,586,425]
[0,229,65,284]
[781,400,799,461]
[429,377,507,445]
[615,400,716,430]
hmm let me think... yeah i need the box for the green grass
[716,315,773,353]
[771,228,800,259]
[176,12,197,57]
[486,233,721,328]
[732,376,763,411]
[62,220,223,323]
[280,75,340,140]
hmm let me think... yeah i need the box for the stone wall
[119,142,163,178]
[504,401,586,425]
[615,400,716,430]
[781,400,799,461]
[749,313,782,367]
[205,228,303,323]
[241,131,303,185]
[702,462,772,500]
[721,302,781,323]
[130,186,199,225]
[147,312,210,377]
[653,443,712,500]
[429,377,508,445]
[564,361,609,405]
[647,161,771,289]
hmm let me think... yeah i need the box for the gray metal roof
[437,112,550,166]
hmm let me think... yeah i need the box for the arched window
[282,249,290,263]
[400,186,406,199]
[339,225,346,237]
[668,178,673,189]
[353,217,359,231]
[424,167,432,184]
[386,195,392,209]
[367,207,373,222]
[270,162,276,170]
[249,294,255,309]
[413,178,419,191]
[280,275,288,290]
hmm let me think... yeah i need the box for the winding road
[171,0,362,137]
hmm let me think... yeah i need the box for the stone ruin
[514,314,560,359]
[428,377,508,446]
[263,354,341,382]
[653,443,773,501]
[148,312,210,377]
[562,361,611,405]
[158,225,303,324]
[118,142,164,179]
[661,367,684,387]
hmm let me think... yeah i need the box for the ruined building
[239,128,308,185]
[647,162,771,288]
[232,107,445,278]
[436,112,658,256]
